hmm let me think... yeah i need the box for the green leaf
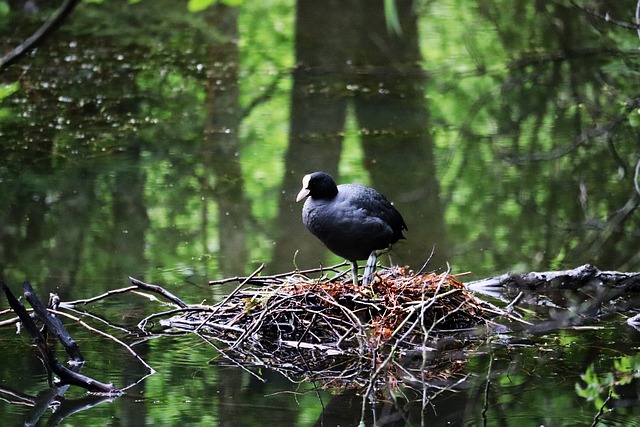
[384,0,401,35]
[187,0,217,12]
[0,1,10,16]
[0,81,20,100]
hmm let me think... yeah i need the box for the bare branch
[0,0,81,71]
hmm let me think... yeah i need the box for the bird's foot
[350,261,360,285]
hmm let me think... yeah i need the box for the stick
[0,0,81,71]
[1,281,117,393]
[62,286,139,307]
[129,277,188,308]
[48,309,156,376]
[23,281,83,363]
[208,261,348,285]
[195,263,265,333]
[466,264,640,291]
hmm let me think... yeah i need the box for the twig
[0,0,81,71]
[62,286,139,307]
[208,261,348,285]
[0,315,21,327]
[420,264,451,420]
[231,292,302,350]
[590,388,613,427]
[62,305,133,335]
[1,281,117,393]
[315,291,368,350]
[481,341,494,425]
[49,309,155,376]
[196,263,265,333]
[195,331,265,383]
[416,245,436,276]
[505,291,524,313]
[361,269,451,423]
[129,277,188,308]
[138,307,199,332]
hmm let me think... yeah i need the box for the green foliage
[188,0,217,12]
[0,1,9,16]
[0,81,19,99]
[384,0,401,35]
[576,364,617,408]
[0,81,20,122]
[188,0,244,12]
[576,355,640,409]
[421,0,640,275]
[2,1,640,422]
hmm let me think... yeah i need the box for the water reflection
[273,0,448,274]
[2,0,640,425]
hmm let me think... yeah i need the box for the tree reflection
[273,0,449,274]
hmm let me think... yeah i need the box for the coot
[296,171,407,284]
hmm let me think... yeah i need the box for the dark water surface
[2,1,640,425]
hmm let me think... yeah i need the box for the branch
[1,280,117,393]
[48,308,156,381]
[0,0,81,72]
[569,0,640,31]
[129,277,189,308]
[23,281,83,363]
[208,261,349,286]
[466,263,640,292]
[195,263,265,332]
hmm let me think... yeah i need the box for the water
[2,0,640,425]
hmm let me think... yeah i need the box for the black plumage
[296,171,407,284]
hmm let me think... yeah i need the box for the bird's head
[296,171,338,202]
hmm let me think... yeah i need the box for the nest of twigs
[160,265,507,394]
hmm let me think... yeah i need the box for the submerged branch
[1,281,117,394]
[0,0,81,71]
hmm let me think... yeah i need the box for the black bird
[296,171,407,284]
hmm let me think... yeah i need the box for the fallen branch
[0,0,81,71]
[47,308,156,380]
[466,264,640,292]
[23,281,83,363]
[1,281,118,394]
[129,276,188,308]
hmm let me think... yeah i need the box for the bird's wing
[342,185,407,232]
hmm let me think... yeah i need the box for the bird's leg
[350,261,359,285]
[363,251,378,285]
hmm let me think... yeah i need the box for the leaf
[0,81,20,100]
[384,0,401,35]
[0,1,10,15]
[187,0,217,13]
